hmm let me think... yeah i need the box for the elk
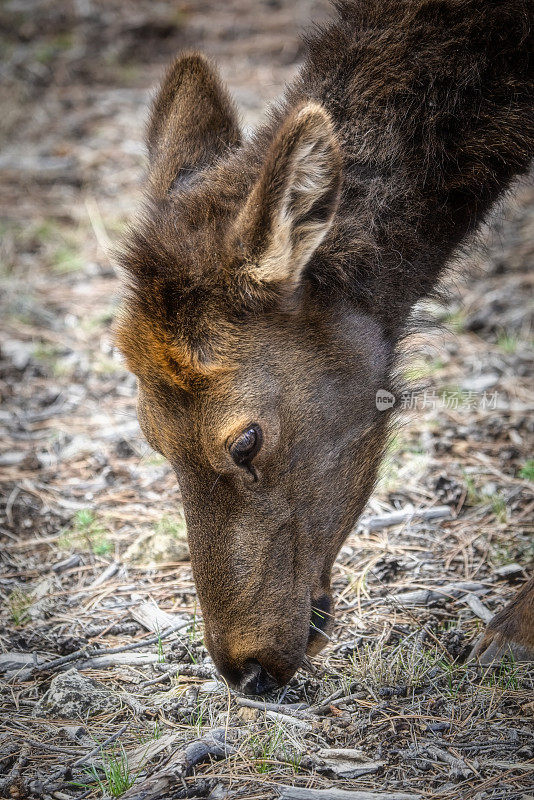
[115,0,534,694]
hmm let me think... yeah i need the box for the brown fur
[470,577,534,664]
[486,577,534,649]
[115,1,534,691]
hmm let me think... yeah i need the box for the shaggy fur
[115,0,534,690]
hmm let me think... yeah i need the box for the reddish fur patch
[113,305,234,392]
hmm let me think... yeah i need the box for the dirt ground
[0,2,533,799]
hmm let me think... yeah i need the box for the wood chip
[128,732,180,770]
[463,592,494,623]
[131,600,187,633]
[316,747,385,778]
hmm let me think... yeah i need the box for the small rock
[123,525,189,566]
[236,706,259,723]
[59,725,92,745]
[33,668,121,719]
[115,438,136,458]
[495,563,524,578]
[1,339,33,370]
[208,784,229,800]
[461,373,499,393]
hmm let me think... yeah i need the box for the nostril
[307,594,333,656]
[238,659,279,695]
[309,594,332,636]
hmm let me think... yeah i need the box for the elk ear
[236,103,342,285]
[147,52,241,197]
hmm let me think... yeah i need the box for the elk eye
[228,424,263,466]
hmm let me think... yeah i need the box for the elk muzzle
[201,589,333,693]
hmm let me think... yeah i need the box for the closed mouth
[237,659,279,695]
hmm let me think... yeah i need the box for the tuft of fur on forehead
[113,294,234,393]
[113,188,284,391]
[114,211,236,391]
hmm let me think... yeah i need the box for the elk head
[115,54,393,693]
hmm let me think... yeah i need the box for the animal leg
[469,575,534,664]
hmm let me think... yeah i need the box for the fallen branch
[0,743,29,794]
[424,744,473,780]
[70,723,130,769]
[310,688,346,715]
[74,652,160,670]
[138,672,173,689]
[312,691,366,715]
[363,505,452,531]
[0,652,50,674]
[340,581,487,611]
[174,662,215,680]
[481,760,534,772]
[277,787,420,800]
[14,623,190,679]
[87,560,120,588]
[52,554,82,573]
[381,582,487,607]
[237,697,309,714]
[121,728,236,800]
[265,709,311,729]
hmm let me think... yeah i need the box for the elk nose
[237,659,279,695]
